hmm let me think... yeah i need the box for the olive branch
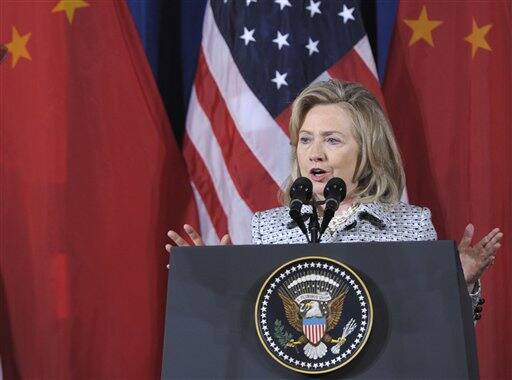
[274,319,293,347]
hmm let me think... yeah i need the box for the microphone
[289,177,313,240]
[319,177,347,236]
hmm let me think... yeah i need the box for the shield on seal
[303,317,326,345]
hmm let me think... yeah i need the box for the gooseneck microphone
[319,177,347,238]
[289,177,313,241]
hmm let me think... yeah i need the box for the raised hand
[458,224,503,287]
[165,224,230,252]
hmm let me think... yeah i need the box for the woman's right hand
[165,224,230,252]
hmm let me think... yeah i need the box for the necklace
[325,204,358,233]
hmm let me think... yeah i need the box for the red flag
[384,2,511,378]
[0,0,197,377]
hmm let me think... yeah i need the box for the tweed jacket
[251,201,437,245]
[251,201,481,311]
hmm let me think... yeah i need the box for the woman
[167,80,502,318]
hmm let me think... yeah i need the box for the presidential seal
[255,256,373,374]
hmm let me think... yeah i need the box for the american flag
[184,0,384,244]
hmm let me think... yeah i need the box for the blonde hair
[282,79,405,205]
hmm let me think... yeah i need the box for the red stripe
[183,133,229,239]
[275,105,291,137]
[194,48,281,212]
[327,49,386,110]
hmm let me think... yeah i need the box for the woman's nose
[309,142,326,162]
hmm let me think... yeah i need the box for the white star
[338,4,355,24]
[305,38,319,55]
[272,30,290,50]
[271,70,288,89]
[246,0,257,6]
[306,0,321,17]
[274,0,291,10]
[240,27,256,46]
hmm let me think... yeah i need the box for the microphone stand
[308,200,324,244]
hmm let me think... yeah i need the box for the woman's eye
[326,137,340,144]
[299,136,311,144]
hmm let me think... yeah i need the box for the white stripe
[353,35,379,80]
[186,89,253,244]
[190,182,220,245]
[202,3,291,188]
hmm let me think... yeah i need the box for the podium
[161,241,478,379]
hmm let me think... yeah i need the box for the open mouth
[309,168,329,181]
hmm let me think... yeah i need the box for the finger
[220,234,231,245]
[165,244,171,253]
[485,232,503,250]
[478,228,501,248]
[488,243,502,256]
[184,224,204,246]
[167,230,190,247]
[458,224,474,249]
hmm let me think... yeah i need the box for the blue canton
[211,0,366,117]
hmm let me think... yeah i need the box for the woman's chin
[312,184,326,199]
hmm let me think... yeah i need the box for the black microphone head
[290,177,313,204]
[323,177,346,210]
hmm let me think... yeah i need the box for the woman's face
[296,104,359,200]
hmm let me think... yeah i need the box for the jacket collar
[356,202,393,228]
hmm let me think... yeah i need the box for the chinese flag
[384,2,511,379]
[0,0,197,378]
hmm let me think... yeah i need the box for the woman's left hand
[458,224,503,288]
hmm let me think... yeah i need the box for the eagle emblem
[278,275,354,359]
[255,257,372,374]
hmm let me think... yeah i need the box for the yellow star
[52,0,90,24]
[464,18,493,58]
[403,5,443,47]
[5,26,32,68]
